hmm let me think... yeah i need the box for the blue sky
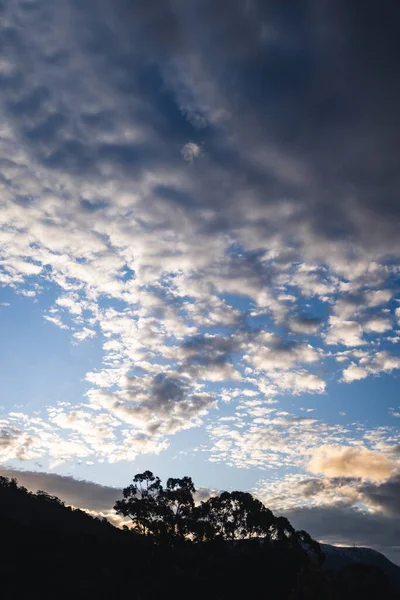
[1,0,400,563]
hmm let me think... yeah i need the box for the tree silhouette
[114,472,197,543]
[163,476,196,541]
[193,490,276,541]
[114,470,164,537]
[114,471,322,566]
[296,529,324,567]
[36,489,65,506]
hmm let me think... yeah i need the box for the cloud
[325,318,366,347]
[88,372,216,439]
[0,467,121,512]
[167,333,242,382]
[0,0,398,483]
[255,469,400,565]
[342,351,400,383]
[207,409,400,473]
[283,504,400,566]
[308,446,396,482]
[43,314,70,330]
[0,426,36,461]
[194,486,219,503]
[73,327,96,342]
[341,363,369,383]
[361,474,400,518]
[366,290,393,308]
[181,142,201,162]
[245,333,321,371]
[288,315,322,335]
[363,315,392,333]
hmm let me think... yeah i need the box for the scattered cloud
[207,408,400,474]
[342,351,400,383]
[0,0,399,560]
[255,467,400,564]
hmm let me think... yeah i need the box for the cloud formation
[255,467,400,565]
[0,0,399,562]
[308,446,396,482]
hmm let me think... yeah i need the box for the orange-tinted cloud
[308,446,396,482]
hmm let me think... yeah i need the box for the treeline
[0,473,398,600]
[114,470,321,556]
[0,475,117,536]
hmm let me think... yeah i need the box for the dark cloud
[274,473,400,565]
[288,315,323,334]
[361,475,400,518]
[0,466,218,517]
[297,478,326,498]
[151,372,188,404]
[0,467,121,512]
[1,0,399,253]
[284,503,400,566]
[3,466,400,564]
[116,372,215,435]
[174,333,242,381]
[180,334,239,365]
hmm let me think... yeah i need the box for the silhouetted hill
[321,544,400,589]
[0,478,119,537]
[0,475,398,600]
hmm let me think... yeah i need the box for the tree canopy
[114,470,322,561]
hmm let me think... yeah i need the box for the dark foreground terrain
[0,475,398,600]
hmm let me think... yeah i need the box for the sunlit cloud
[308,446,396,482]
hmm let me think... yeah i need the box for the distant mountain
[321,543,400,589]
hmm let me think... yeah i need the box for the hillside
[0,475,398,600]
[321,544,400,589]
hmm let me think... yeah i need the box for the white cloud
[245,333,321,371]
[181,142,201,162]
[363,315,392,333]
[43,314,70,330]
[73,328,96,342]
[325,317,366,347]
[342,351,400,383]
[365,289,393,308]
[341,363,368,383]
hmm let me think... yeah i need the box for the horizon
[0,0,399,564]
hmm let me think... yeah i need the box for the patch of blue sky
[324,373,400,428]
[95,295,137,313]
[0,288,102,414]
[164,438,267,493]
[285,284,329,317]
[118,265,135,282]
[221,292,254,313]
[113,423,264,493]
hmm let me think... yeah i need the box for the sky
[1,0,400,563]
